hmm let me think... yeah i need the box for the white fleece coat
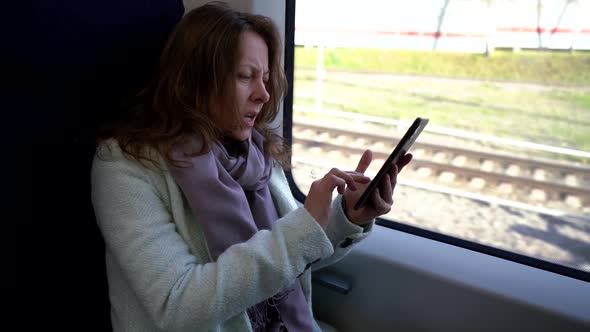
[91,142,373,331]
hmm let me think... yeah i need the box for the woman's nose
[252,79,270,104]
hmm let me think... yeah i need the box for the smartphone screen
[353,117,429,210]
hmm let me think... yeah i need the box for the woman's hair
[97,1,289,167]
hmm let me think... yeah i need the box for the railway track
[292,119,590,214]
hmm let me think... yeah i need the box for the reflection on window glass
[291,0,590,273]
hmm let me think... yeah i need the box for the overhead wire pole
[315,42,324,112]
[433,0,451,51]
[536,0,544,49]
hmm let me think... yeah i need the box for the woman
[91,2,411,331]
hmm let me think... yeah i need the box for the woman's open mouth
[243,113,257,128]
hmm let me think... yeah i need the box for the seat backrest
[6,1,183,329]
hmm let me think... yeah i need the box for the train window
[285,0,590,280]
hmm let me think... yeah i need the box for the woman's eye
[238,73,251,80]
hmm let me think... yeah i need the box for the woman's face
[228,30,270,141]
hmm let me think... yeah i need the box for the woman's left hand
[343,150,413,226]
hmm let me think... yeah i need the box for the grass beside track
[292,47,590,158]
[295,47,590,86]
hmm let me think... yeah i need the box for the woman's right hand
[304,168,370,229]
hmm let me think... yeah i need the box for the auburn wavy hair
[97,2,289,168]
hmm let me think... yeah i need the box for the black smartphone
[353,117,429,210]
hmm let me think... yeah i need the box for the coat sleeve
[268,166,374,272]
[91,146,334,332]
[311,195,374,271]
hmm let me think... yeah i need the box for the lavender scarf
[168,129,314,331]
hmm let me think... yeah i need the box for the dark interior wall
[4,1,183,329]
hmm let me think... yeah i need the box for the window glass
[291,0,590,274]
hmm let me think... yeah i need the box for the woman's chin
[229,128,252,142]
